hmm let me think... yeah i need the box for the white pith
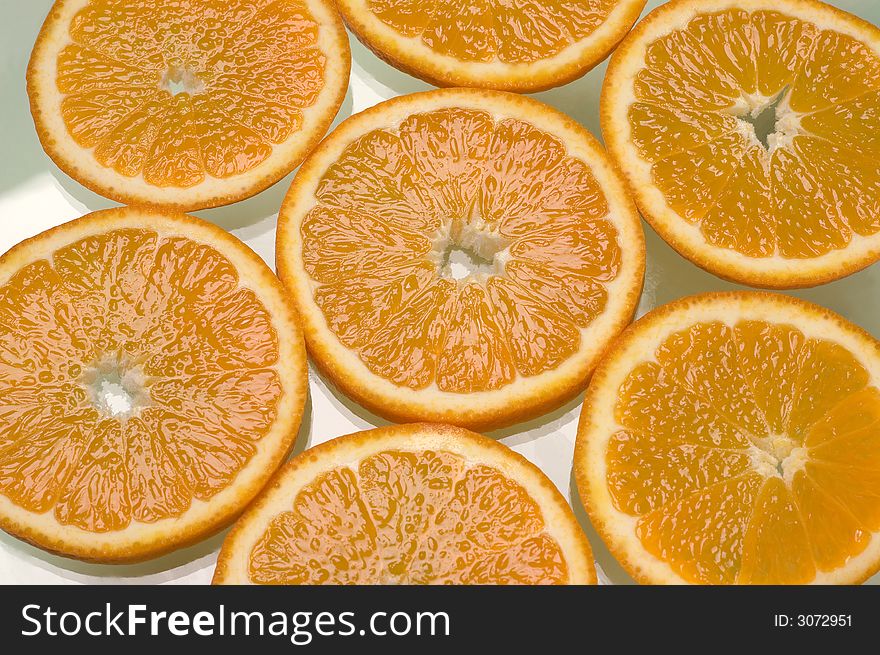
[747,437,807,482]
[726,89,803,155]
[81,354,152,420]
[428,216,512,286]
[159,63,206,97]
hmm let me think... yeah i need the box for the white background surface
[0,0,878,585]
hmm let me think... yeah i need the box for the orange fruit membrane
[0,207,307,562]
[276,89,645,431]
[27,0,350,210]
[336,0,647,91]
[602,0,880,288]
[213,423,596,584]
[576,292,880,584]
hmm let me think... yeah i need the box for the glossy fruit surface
[337,0,646,91]
[577,291,880,584]
[277,89,644,430]
[0,207,307,561]
[28,0,350,209]
[603,0,880,287]
[214,423,596,584]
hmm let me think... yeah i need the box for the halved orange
[337,0,647,91]
[0,207,307,562]
[576,291,880,584]
[213,423,595,584]
[276,89,645,431]
[27,0,350,210]
[602,0,880,288]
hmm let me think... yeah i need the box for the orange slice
[213,423,595,584]
[0,207,307,562]
[337,0,647,91]
[602,0,880,288]
[27,0,350,210]
[575,291,880,584]
[276,89,645,431]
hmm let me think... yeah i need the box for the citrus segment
[810,424,880,471]
[302,207,432,283]
[337,0,647,91]
[435,285,515,393]
[788,339,869,440]
[772,144,851,259]
[752,10,817,96]
[0,207,306,561]
[735,321,805,435]
[801,89,880,156]
[28,0,350,210]
[576,292,880,584]
[213,423,596,584]
[805,463,880,530]
[635,474,763,585]
[124,414,192,523]
[277,89,644,430]
[628,103,738,162]
[615,361,753,450]
[789,138,880,238]
[791,470,868,572]
[0,421,92,514]
[701,148,774,258]
[54,420,128,533]
[738,476,815,585]
[655,321,769,437]
[804,387,880,448]
[605,431,753,515]
[602,0,880,287]
[649,133,749,224]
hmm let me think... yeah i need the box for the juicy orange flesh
[609,319,880,584]
[366,0,614,64]
[0,228,280,532]
[248,448,567,584]
[630,9,880,258]
[302,107,621,392]
[55,0,326,187]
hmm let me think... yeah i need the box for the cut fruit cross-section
[602,0,880,288]
[276,89,645,431]
[0,207,307,562]
[337,0,647,91]
[213,423,596,584]
[27,0,350,210]
[576,291,880,584]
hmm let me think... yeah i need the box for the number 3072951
[774,614,853,627]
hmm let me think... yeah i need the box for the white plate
[0,0,878,585]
